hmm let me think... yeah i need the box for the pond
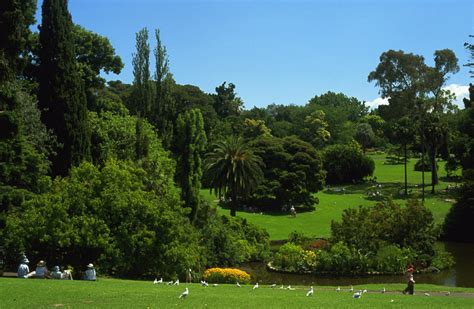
[241,241,474,288]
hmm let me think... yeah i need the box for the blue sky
[35,0,473,109]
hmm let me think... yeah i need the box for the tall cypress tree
[176,109,207,223]
[38,0,90,176]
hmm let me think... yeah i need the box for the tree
[354,123,375,154]
[204,136,263,216]
[129,28,154,117]
[38,0,90,176]
[152,29,175,149]
[249,135,325,211]
[303,110,331,148]
[176,109,207,223]
[463,35,473,78]
[368,50,427,121]
[213,82,243,118]
[391,116,415,195]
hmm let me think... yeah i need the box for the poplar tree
[38,0,90,176]
[176,109,207,223]
[153,29,175,149]
[131,28,153,117]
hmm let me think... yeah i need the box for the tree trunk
[430,147,438,194]
[230,190,237,217]
[421,132,425,202]
[404,143,408,195]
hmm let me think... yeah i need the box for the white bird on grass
[213,283,219,287]
[349,285,354,292]
[270,283,276,288]
[236,282,241,288]
[201,280,209,287]
[362,289,368,294]
[424,292,431,297]
[167,280,174,285]
[173,279,180,286]
[179,287,189,299]
[153,278,162,284]
[445,291,451,296]
[353,291,362,299]
[306,286,314,297]
[336,286,341,292]
[279,285,284,289]
[381,287,386,294]
[253,282,259,290]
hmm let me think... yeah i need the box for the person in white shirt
[17,255,31,278]
[84,263,96,281]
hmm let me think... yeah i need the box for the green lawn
[202,153,459,240]
[1,278,473,308]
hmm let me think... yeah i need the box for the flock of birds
[152,278,400,300]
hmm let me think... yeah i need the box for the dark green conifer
[38,0,90,176]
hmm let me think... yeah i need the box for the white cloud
[365,97,389,110]
[442,84,469,108]
[365,84,470,110]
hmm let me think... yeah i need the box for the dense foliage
[323,142,375,184]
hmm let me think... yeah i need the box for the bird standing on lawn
[253,282,259,290]
[174,279,180,286]
[353,291,362,299]
[306,286,314,297]
[179,288,189,299]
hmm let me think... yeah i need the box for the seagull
[200,280,209,287]
[424,292,431,297]
[286,285,292,290]
[445,291,451,296]
[381,287,386,294]
[306,286,314,297]
[179,287,189,299]
[213,283,219,287]
[279,285,284,289]
[336,286,341,292]
[236,282,241,288]
[253,282,259,290]
[349,285,354,292]
[353,291,362,299]
[153,278,158,284]
[167,280,174,285]
[362,289,368,294]
[173,279,180,286]
[390,299,394,303]
[270,283,277,288]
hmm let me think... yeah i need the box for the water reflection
[242,242,474,288]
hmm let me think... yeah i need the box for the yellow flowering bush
[203,268,251,284]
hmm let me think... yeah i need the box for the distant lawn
[202,153,459,240]
[1,278,473,308]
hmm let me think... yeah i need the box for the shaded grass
[202,153,459,240]
[1,278,473,308]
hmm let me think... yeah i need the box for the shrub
[323,142,374,184]
[414,156,438,172]
[272,243,304,272]
[372,245,415,273]
[431,248,455,270]
[202,268,251,284]
[316,242,369,274]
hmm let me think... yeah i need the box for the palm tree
[204,136,263,216]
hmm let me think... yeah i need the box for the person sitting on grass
[50,266,73,280]
[35,260,49,279]
[17,255,33,278]
[84,263,96,281]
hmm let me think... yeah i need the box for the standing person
[186,268,192,283]
[17,255,32,278]
[290,206,296,217]
[403,266,415,295]
[84,263,96,281]
[35,260,49,278]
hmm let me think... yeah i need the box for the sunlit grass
[202,153,459,240]
[1,278,473,308]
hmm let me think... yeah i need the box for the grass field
[202,153,460,240]
[1,278,473,308]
